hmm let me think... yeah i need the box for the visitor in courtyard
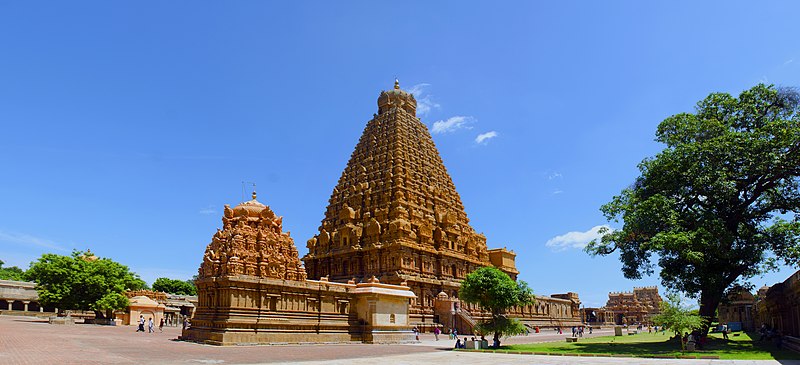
[452,327,458,339]
[454,338,463,349]
[159,318,164,332]
[571,326,576,337]
[148,317,154,333]
[433,326,440,341]
[137,315,145,332]
[588,325,592,334]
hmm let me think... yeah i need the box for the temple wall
[756,270,800,337]
[183,276,415,345]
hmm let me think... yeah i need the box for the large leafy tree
[0,259,26,281]
[152,277,196,295]
[25,250,147,318]
[459,267,534,347]
[587,84,800,331]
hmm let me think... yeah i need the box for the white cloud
[547,172,563,180]
[407,83,440,116]
[0,230,68,252]
[199,205,217,215]
[551,190,564,195]
[784,59,794,65]
[545,225,612,252]
[432,116,472,134]
[475,131,498,144]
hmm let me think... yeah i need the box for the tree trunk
[493,331,501,348]
[698,290,721,335]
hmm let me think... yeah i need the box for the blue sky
[1,1,798,307]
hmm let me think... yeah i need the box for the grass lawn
[500,331,799,360]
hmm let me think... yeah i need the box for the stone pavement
[1,315,797,365]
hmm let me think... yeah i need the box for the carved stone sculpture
[198,191,307,281]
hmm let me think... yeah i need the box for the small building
[717,288,756,331]
[163,294,196,326]
[121,295,165,326]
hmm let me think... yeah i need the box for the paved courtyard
[1,315,797,365]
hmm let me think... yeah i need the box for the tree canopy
[587,84,800,329]
[25,250,147,318]
[0,259,26,281]
[459,266,534,346]
[651,293,706,350]
[152,277,196,295]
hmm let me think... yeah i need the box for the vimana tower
[303,80,519,325]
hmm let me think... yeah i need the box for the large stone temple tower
[303,81,518,325]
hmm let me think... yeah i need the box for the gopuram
[582,286,663,326]
[182,192,416,345]
[303,81,582,332]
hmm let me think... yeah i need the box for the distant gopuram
[184,192,416,345]
[303,80,523,326]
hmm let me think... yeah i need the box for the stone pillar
[7,301,11,311]
[23,301,29,312]
[40,306,44,312]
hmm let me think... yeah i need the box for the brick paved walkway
[1,315,797,365]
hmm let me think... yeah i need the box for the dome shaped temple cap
[232,190,267,217]
[377,79,416,115]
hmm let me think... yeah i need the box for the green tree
[587,84,800,332]
[0,259,26,281]
[152,277,196,295]
[651,293,706,350]
[458,267,534,347]
[24,250,146,318]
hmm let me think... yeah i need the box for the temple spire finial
[394,78,400,90]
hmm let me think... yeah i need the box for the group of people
[454,335,490,349]
[570,326,585,337]
[135,315,164,333]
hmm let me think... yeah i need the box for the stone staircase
[455,308,478,331]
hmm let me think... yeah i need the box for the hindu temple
[182,192,416,345]
[582,286,663,326]
[303,81,583,332]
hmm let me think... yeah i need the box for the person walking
[137,315,145,332]
[148,317,154,333]
[159,318,164,333]
[433,327,440,341]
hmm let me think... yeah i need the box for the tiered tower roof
[303,80,491,282]
[198,191,307,281]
